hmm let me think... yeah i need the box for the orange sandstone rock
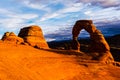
[90,30,110,52]
[72,20,114,63]
[1,32,24,44]
[18,25,49,49]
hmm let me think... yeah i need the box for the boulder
[18,25,49,49]
[1,32,24,44]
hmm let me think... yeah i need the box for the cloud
[0,7,38,33]
[15,0,84,21]
[0,8,12,14]
[60,3,83,13]
[84,7,120,24]
[0,7,38,20]
[0,0,120,41]
[40,13,60,21]
[45,26,72,41]
[0,34,2,39]
[0,18,24,28]
[22,0,51,11]
[39,2,83,21]
[77,0,120,8]
[16,0,120,22]
[45,22,120,41]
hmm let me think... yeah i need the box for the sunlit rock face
[18,25,49,49]
[1,32,24,44]
[72,20,114,63]
[89,30,110,52]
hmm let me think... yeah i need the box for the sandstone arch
[72,20,114,63]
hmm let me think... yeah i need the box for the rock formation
[18,25,49,49]
[90,30,110,52]
[1,32,24,44]
[72,20,114,63]
[0,40,2,43]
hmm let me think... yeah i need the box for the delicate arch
[72,20,114,63]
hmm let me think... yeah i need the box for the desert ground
[0,41,120,80]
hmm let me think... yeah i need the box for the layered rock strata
[18,25,49,49]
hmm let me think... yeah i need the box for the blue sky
[0,0,120,41]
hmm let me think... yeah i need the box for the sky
[0,0,120,41]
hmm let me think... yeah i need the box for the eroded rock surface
[1,32,24,44]
[18,25,49,49]
[72,20,114,63]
